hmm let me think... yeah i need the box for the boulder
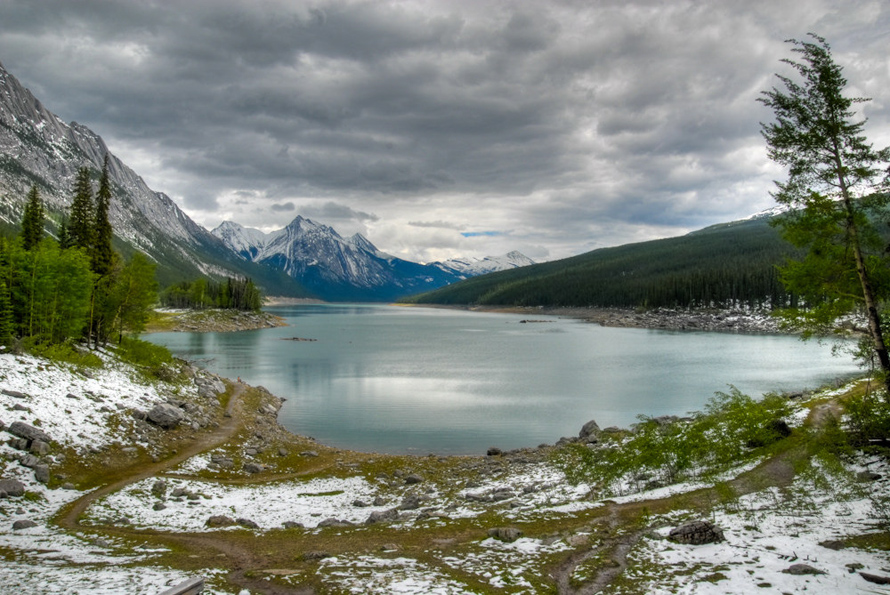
[33,465,50,484]
[12,519,38,530]
[29,440,50,456]
[2,389,29,399]
[668,520,724,545]
[404,474,423,485]
[8,421,52,444]
[243,463,263,474]
[205,515,237,527]
[782,564,825,576]
[0,479,25,498]
[147,403,184,429]
[579,419,601,443]
[365,508,400,525]
[237,518,259,529]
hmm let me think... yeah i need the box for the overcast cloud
[1,0,888,262]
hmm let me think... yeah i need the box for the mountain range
[0,60,532,302]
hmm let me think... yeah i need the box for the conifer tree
[20,185,45,251]
[760,34,890,392]
[92,155,115,276]
[68,167,95,252]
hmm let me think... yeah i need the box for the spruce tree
[68,167,95,252]
[92,155,115,276]
[20,185,45,251]
[760,34,890,392]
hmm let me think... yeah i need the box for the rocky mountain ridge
[212,218,534,301]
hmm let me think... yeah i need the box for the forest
[404,217,800,310]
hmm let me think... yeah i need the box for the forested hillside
[403,217,798,309]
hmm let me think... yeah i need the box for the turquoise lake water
[147,304,860,454]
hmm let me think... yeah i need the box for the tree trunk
[836,157,890,395]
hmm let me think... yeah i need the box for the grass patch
[25,341,103,368]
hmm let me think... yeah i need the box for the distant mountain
[0,61,308,295]
[434,251,536,279]
[403,216,799,310]
[212,218,534,301]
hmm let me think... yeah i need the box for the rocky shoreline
[148,308,288,333]
[461,305,785,333]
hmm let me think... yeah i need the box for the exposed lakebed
[147,304,860,455]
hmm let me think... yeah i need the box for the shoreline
[403,303,786,334]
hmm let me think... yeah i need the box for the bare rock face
[668,520,724,545]
[147,403,184,429]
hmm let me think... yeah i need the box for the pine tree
[92,155,115,276]
[68,167,95,252]
[20,185,45,251]
[760,34,890,392]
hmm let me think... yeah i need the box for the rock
[283,521,304,529]
[488,527,523,542]
[34,465,50,484]
[2,389,29,399]
[8,438,29,451]
[8,421,52,444]
[151,480,167,497]
[300,450,319,457]
[205,515,237,527]
[783,564,825,575]
[857,470,882,482]
[0,490,6,499]
[278,448,288,457]
[404,474,423,485]
[860,571,890,585]
[302,551,330,561]
[243,463,264,474]
[237,518,259,529]
[29,440,50,456]
[0,479,25,497]
[147,403,184,429]
[61,482,75,490]
[171,487,188,498]
[399,493,427,510]
[668,520,724,545]
[579,419,601,443]
[317,518,354,528]
[19,454,40,469]
[819,539,846,550]
[12,519,38,530]
[352,499,369,507]
[12,404,30,412]
[487,447,503,456]
[130,409,148,421]
[365,508,400,525]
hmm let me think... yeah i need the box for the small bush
[554,387,794,495]
[113,337,175,379]
[26,340,103,368]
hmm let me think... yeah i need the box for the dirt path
[56,382,245,531]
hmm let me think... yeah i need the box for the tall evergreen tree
[20,185,45,251]
[92,155,115,276]
[68,167,95,252]
[759,34,890,392]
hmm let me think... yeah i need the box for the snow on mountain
[435,250,536,279]
[212,217,534,301]
[0,61,306,294]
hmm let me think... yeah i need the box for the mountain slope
[403,217,799,309]
[212,218,536,301]
[0,61,309,295]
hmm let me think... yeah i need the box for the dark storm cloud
[0,0,888,260]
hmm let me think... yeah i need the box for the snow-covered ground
[2,352,890,593]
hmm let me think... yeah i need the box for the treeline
[404,218,799,310]
[0,157,157,347]
[160,277,262,312]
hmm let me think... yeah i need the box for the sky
[0,1,888,263]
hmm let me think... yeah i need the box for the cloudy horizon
[1,0,888,263]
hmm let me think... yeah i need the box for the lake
[147,304,860,455]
